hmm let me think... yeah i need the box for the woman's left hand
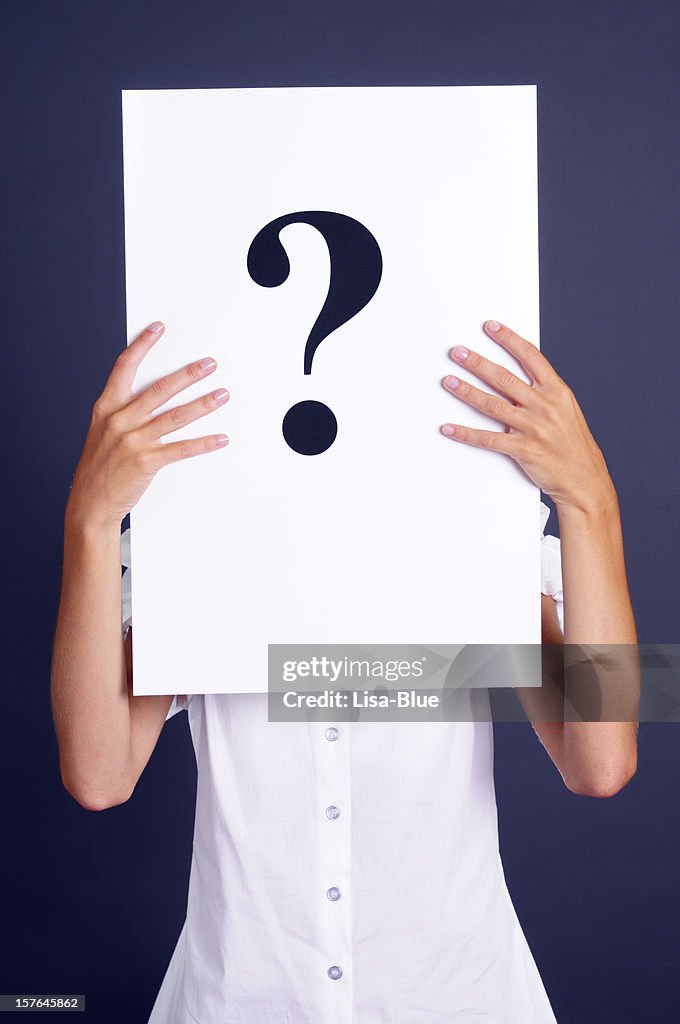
[440,319,616,512]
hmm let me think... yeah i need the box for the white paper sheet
[121,85,542,695]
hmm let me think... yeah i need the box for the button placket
[316,723,352,1008]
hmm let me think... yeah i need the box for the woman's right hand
[66,321,230,528]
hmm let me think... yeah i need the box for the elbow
[566,776,629,799]
[72,789,132,813]
[565,758,637,799]
[61,768,135,812]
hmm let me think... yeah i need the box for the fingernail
[199,357,217,372]
[452,346,469,360]
[444,375,460,390]
[149,321,164,333]
[213,388,230,403]
[486,320,502,332]
[441,424,456,436]
[215,434,229,447]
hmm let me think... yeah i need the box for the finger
[126,355,219,419]
[449,344,536,405]
[155,432,230,468]
[139,387,230,441]
[482,320,560,387]
[105,322,166,401]
[440,422,520,456]
[442,375,526,430]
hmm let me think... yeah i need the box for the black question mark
[247,211,383,455]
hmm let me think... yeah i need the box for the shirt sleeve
[120,527,191,719]
[121,527,132,635]
[540,500,564,633]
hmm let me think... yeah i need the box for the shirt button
[326,886,342,901]
[325,805,341,821]
[325,726,339,742]
[327,965,343,981]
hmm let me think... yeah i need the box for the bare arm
[530,490,638,797]
[441,319,638,797]
[52,510,173,810]
[51,321,229,810]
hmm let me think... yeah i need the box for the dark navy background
[2,1,679,1021]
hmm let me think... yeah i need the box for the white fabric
[539,501,564,632]
[119,501,564,1023]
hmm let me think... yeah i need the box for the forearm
[51,504,133,808]
[558,485,637,646]
[536,484,639,796]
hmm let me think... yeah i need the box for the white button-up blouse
[121,501,564,1024]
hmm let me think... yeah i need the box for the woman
[51,317,638,1023]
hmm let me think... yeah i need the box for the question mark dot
[282,400,338,456]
